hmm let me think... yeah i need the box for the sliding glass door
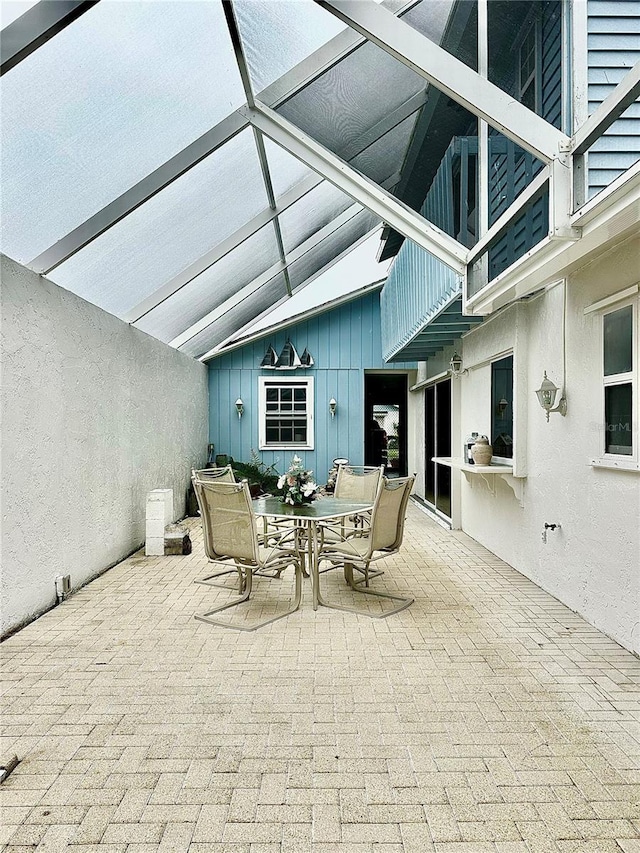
[424,379,452,520]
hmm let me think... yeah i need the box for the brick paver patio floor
[2,503,639,852]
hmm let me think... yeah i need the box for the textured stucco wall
[1,255,208,637]
[457,235,640,654]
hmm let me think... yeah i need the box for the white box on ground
[145,489,174,556]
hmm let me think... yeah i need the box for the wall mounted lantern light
[534,372,567,421]
[449,352,468,378]
[329,397,337,419]
[235,398,244,419]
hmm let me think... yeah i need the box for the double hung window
[258,377,314,450]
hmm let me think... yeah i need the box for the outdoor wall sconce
[235,398,244,419]
[535,372,567,421]
[329,398,337,419]
[449,352,468,378]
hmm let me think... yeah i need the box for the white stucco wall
[456,235,640,654]
[1,255,208,637]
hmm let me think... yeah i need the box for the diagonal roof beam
[243,101,468,273]
[573,60,640,155]
[124,91,425,323]
[222,0,293,297]
[315,0,569,163]
[169,202,374,350]
[30,111,248,275]
[27,0,418,274]
[197,226,383,362]
[1,0,98,76]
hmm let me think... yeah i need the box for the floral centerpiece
[277,455,318,505]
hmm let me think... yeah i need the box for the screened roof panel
[50,129,268,318]
[402,0,477,71]
[180,274,290,359]
[234,0,346,94]
[288,209,379,291]
[279,181,359,255]
[350,113,419,187]
[135,223,281,344]
[0,0,245,263]
[277,34,426,163]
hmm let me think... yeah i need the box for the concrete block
[146,490,174,556]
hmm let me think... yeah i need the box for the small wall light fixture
[449,352,468,378]
[235,397,244,419]
[329,397,337,419]
[534,372,567,421]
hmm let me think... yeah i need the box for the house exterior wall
[208,291,416,483]
[587,0,640,197]
[449,234,639,655]
[1,255,208,638]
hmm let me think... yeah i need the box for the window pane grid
[261,380,313,449]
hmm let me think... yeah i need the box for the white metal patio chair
[192,479,302,631]
[316,475,415,617]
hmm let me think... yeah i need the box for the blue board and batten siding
[208,291,415,482]
[588,0,640,197]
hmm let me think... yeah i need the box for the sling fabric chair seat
[316,475,415,618]
[193,479,301,631]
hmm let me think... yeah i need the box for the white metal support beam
[169,202,369,350]
[30,111,248,274]
[572,60,640,155]
[1,0,98,75]
[243,101,468,273]
[198,225,384,362]
[223,0,293,296]
[124,172,321,324]
[315,0,570,163]
[549,151,582,240]
[123,78,423,324]
[27,0,417,275]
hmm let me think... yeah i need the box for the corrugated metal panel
[208,290,415,483]
[587,0,640,198]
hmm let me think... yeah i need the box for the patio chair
[192,465,235,482]
[319,464,384,576]
[192,468,291,590]
[316,475,415,618]
[192,479,302,631]
[192,467,238,588]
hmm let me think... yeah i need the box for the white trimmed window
[258,377,314,450]
[602,300,636,459]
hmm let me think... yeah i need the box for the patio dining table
[252,495,374,610]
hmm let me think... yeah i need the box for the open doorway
[364,374,408,477]
[424,378,452,520]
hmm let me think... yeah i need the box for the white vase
[471,435,493,466]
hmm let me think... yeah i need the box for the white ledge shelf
[433,457,526,505]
